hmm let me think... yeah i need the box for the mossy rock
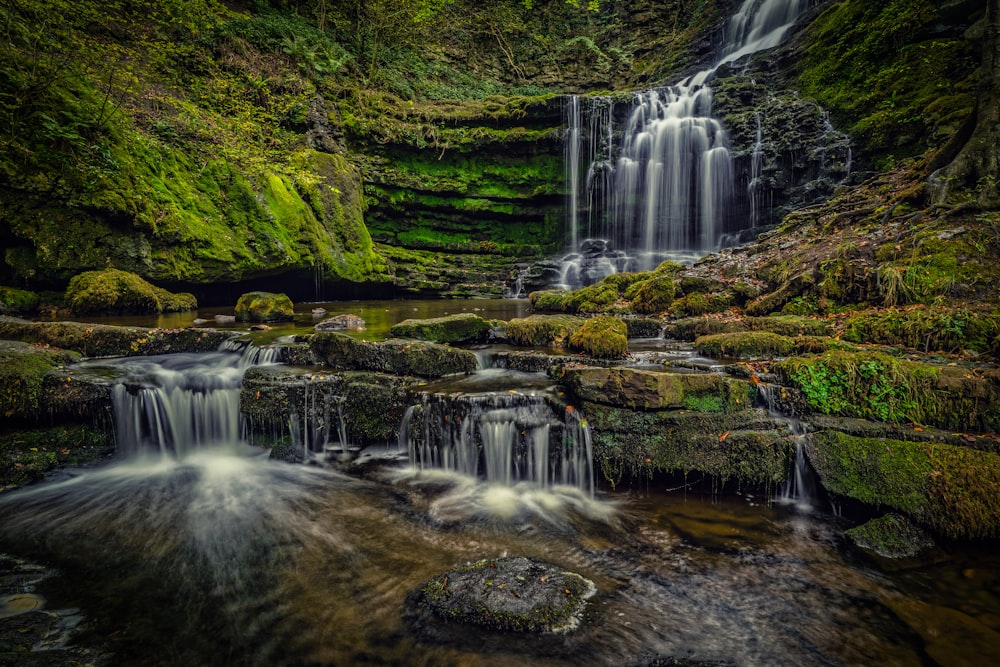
[747,315,834,337]
[582,402,792,489]
[679,276,726,295]
[807,431,1000,539]
[0,340,80,421]
[0,424,115,492]
[841,306,1000,354]
[389,313,490,344]
[844,513,936,560]
[622,317,662,339]
[568,316,628,359]
[235,291,294,322]
[502,314,584,347]
[0,287,40,315]
[414,556,595,634]
[65,269,196,315]
[627,276,676,314]
[695,332,846,359]
[0,319,236,358]
[309,332,477,378]
[561,366,754,412]
[240,366,419,449]
[663,317,748,341]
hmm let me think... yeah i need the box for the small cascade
[108,347,279,458]
[400,393,594,496]
[561,0,812,285]
[748,111,765,228]
[507,266,529,298]
[290,386,350,464]
[756,381,819,511]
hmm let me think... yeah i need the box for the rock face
[234,292,294,322]
[413,556,596,634]
[561,366,752,411]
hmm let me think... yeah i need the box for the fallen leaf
[719,431,730,442]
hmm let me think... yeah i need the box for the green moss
[842,306,1000,353]
[389,313,490,343]
[695,332,796,359]
[627,276,676,314]
[234,291,294,322]
[0,286,40,315]
[747,315,835,337]
[1,424,114,492]
[844,513,935,559]
[809,431,1000,539]
[309,332,477,377]
[776,350,939,424]
[65,269,196,315]
[0,320,234,358]
[795,0,977,161]
[0,340,81,420]
[663,317,748,341]
[503,315,584,347]
[568,316,628,359]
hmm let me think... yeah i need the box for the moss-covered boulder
[663,316,748,341]
[0,319,236,358]
[309,332,477,378]
[413,556,595,634]
[695,331,845,359]
[389,313,490,344]
[844,513,936,561]
[0,340,80,420]
[582,402,792,489]
[0,287,39,315]
[502,314,584,347]
[568,316,628,359]
[627,275,676,314]
[562,366,754,413]
[808,431,1000,539]
[234,291,294,322]
[840,306,1000,354]
[65,269,196,315]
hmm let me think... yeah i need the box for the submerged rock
[413,556,595,633]
[315,313,365,331]
[845,513,936,561]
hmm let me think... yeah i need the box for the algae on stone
[235,292,294,322]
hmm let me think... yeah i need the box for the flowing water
[560,0,813,286]
[2,348,999,665]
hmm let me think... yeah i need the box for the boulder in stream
[389,313,489,343]
[413,556,595,633]
[234,291,294,322]
[315,313,365,331]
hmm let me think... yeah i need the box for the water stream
[1,345,998,664]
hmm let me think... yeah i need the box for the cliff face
[0,0,988,301]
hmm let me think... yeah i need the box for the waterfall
[400,393,594,496]
[562,0,811,285]
[106,345,279,458]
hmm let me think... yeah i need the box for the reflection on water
[2,455,999,665]
[35,298,533,340]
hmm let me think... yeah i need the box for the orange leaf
[719,431,730,442]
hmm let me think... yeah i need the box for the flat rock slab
[415,556,595,633]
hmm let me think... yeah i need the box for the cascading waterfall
[106,343,279,458]
[400,392,594,496]
[562,0,812,285]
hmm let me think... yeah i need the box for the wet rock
[234,291,294,323]
[562,366,754,412]
[806,431,1000,539]
[309,332,477,378]
[314,313,365,331]
[214,314,236,325]
[623,317,663,339]
[389,313,490,343]
[0,340,81,420]
[0,319,236,358]
[845,513,936,561]
[413,556,595,633]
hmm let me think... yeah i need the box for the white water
[562,0,812,284]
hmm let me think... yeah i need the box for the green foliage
[65,269,196,315]
[568,315,628,358]
[776,351,939,424]
[680,393,725,413]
